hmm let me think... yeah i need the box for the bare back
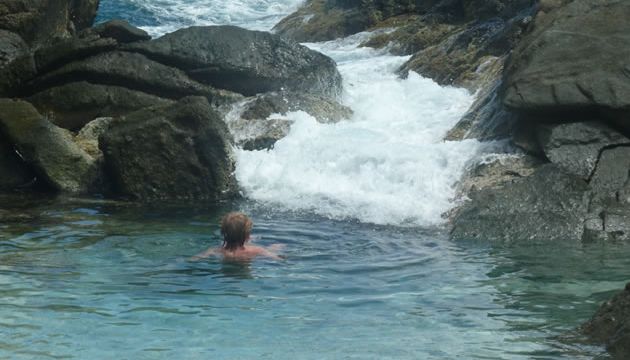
[191,244,282,261]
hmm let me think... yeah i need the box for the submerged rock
[581,283,630,359]
[0,99,98,193]
[100,97,236,201]
[124,25,342,98]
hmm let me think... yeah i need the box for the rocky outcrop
[0,99,98,193]
[100,97,236,201]
[276,0,535,89]
[273,0,373,43]
[124,25,342,98]
[451,0,630,250]
[537,122,630,180]
[88,19,150,43]
[451,164,591,243]
[504,0,630,115]
[28,51,215,99]
[0,0,100,45]
[581,283,630,359]
[27,81,173,130]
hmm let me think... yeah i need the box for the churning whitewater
[98,0,491,227]
[236,33,487,226]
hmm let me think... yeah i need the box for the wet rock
[0,99,98,193]
[0,0,99,45]
[504,0,630,113]
[124,25,342,98]
[455,153,543,195]
[228,92,351,150]
[537,122,630,180]
[33,34,118,74]
[27,81,174,130]
[589,147,630,198]
[241,92,352,124]
[100,96,236,201]
[28,51,214,99]
[0,29,36,97]
[451,164,591,243]
[362,17,457,56]
[0,29,28,67]
[0,130,34,189]
[399,17,527,87]
[90,20,151,43]
[238,119,293,151]
[445,56,518,141]
[581,284,630,359]
[273,0,373,43]
[75,117,113,160]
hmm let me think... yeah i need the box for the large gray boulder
[0,99,98,193]
[100,96,236,201]
[451,164,591,243]
[27,81,173,130]
[581,283,630,359]
[28,51,215,99]
[124,25,342,98]
[504,0,630,112]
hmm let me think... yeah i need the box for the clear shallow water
[2,1,621,358]
[0,199,625,359]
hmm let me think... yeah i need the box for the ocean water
[0,0,624,359]
[0,199,626,359]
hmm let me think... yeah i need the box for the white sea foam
[102,1,494,227]
[236,34,492,226]
[123,0,305,35]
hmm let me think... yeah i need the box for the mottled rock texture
[125,25,342,98]
[100,97,236,202]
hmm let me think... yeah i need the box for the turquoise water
[0,197,627,359]
[1,1,625,358]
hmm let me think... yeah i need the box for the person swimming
[191,212,284,261]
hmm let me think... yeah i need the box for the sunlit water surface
[0,0,625,359]
[0,200,627,359]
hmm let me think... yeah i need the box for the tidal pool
[0,198,626,359]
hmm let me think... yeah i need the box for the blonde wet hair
[220,212,253,251]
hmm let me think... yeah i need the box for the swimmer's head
[221,212,253,251]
